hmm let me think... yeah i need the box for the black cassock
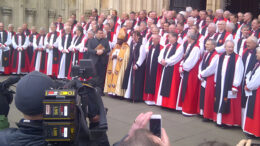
[27,33,38,63]
[87,38,110,90]
[58,33,72,77]
[122,39,146,101]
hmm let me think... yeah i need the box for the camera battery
[43,99,76,120]
[44,121,75,142]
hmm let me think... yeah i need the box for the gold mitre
[117,28,126,40]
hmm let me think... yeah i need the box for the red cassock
[45,31,60,77]
[213,53,242,126]
[143,45,163,104]
[197,51,218,120]
[67,34,85,79]
[30,35,47,74]
[11,34,30,74]
[161,62,181,109]
[160,44,182,109]
[244,88,260,137]
[67,51,83,80]
[177,42,201,115]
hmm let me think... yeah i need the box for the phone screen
[150,118,161,138]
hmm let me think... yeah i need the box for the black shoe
[202,118,211,122]
[245,133,257,139]
[217,124,229,129]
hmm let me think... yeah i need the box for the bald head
[246,36,258,50]
[152,34,160,45]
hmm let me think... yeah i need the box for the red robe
[244,88,260,137]
[161,44,182,109]
[177,43,201,115]
[30,34,47,74]
[213,53,242,126]
[11,34,30,74]
[143,45,163,103]
[197,51,218,120]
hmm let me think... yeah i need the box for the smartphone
[149,114,162,138]
[251,143,260,146]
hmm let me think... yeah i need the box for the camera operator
[0,71,109,146]
[0,71,53,145]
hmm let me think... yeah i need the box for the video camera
[43,59,108,146]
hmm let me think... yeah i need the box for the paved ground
[2,75,260,146]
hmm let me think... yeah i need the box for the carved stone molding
[26,8,36,16]
[1,7,12,16]
[48,10,56,18]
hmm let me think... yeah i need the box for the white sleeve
[215,34,233,53]
[247,68,260,90]
[182,46,201,72]
[22,36,29,49]
[232,56,244,91]
[53,35,60,48]
[165,45,184,66]
[201,54,219,78]
[214,59,219,83]
[144,38,151,51]
[75,37,85,52]
[136,44,147,66]
[69,37,75,51]
[199,36,205,55]
[158,48,165,64]
[58,37,63,51]
[127,37,132,46]
[44,35,49,48]
[234,26,242,41]
[12,36,18,49]
[33,37,38,50]
[5,32,12,46]
[198,59,203,80]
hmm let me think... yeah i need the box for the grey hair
[224,40,235,47]
[186,7,193,13]
[216,9,224,14]
[226,22,235,31]
[39,27,46,32]
[187,17,195,22]
[208,23,217,29]
[206,39,217,47]
[247,36,258,45]
[187,31,198,40]
[8,24,14,28]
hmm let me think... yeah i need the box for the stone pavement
[2,75,260,146]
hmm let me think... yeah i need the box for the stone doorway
[169,0,207,12]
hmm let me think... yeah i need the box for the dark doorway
[225,0,260,18]
[169,0,207,12]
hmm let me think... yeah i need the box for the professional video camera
[0,76,20,129]
[43,59,108,146]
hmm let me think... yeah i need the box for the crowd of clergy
[0,7,260,138]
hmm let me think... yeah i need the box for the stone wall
[0,0,225,31]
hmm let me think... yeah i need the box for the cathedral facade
[0,0,258,30]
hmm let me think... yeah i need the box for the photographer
[114,112,170,146]
[0,71,109,146]
[0,71,53,145]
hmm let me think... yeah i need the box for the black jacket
[0,119,47,146]
[87,38,110,65]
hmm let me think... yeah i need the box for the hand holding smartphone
[150,114,162,138]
